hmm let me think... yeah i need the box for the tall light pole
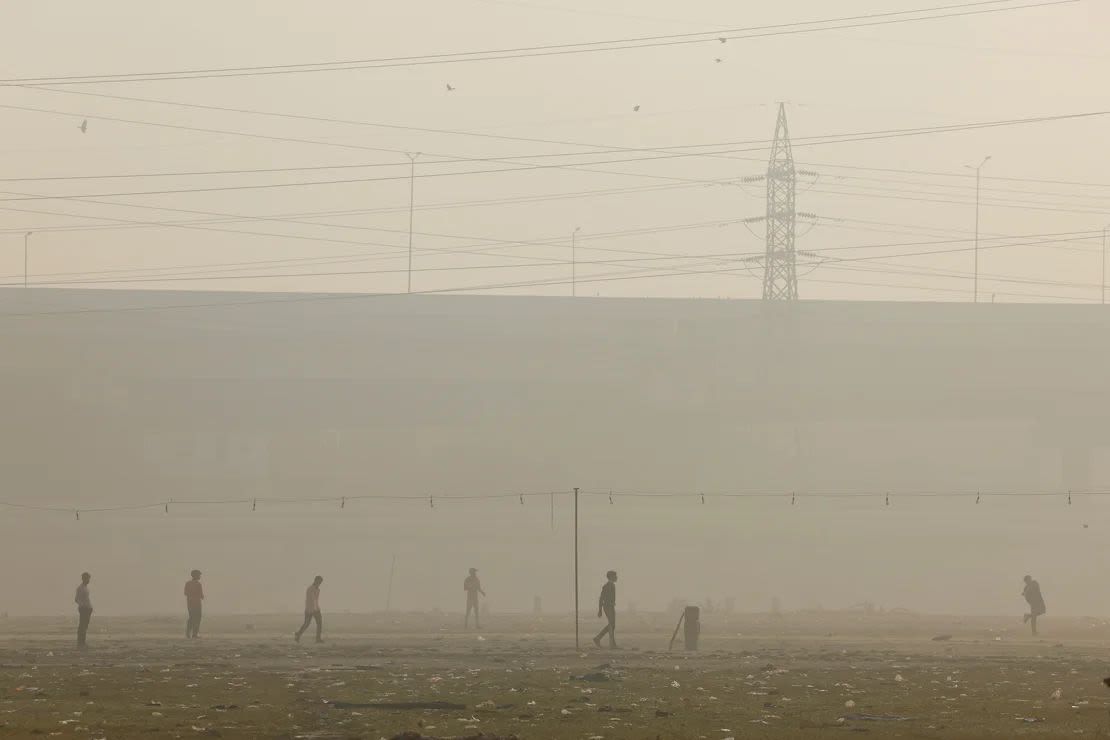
[406,153,420,294]
[965,155,991,303]
[23,231,31,288]
[571,226,581,297]
[1102,224,1108,305]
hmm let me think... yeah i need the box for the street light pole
[23,232,31,289]
[965,156,991,303]
[406,153,420,294]
[1102,225,1108,305]
[572,227,581,297]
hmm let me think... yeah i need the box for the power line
[2,217,1100,289]
[24,86,1110,199]
[2,485,1106,518]
[0,1,1071,85]
[0,110,1103,203]
[0,106,1105,189]
[1,230,1101,321]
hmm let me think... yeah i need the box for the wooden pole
[385,554,397,612]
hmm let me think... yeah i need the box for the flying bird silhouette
[79,119,87,134]
[719,37,727,43]
[715,58,722,63]
[632,105,640,112]
[446,83,455,92]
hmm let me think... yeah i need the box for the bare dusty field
[4,611,1110,739]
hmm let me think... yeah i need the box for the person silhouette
[184,570,204,639]
[295,576,324,643]
[464,568,485,629]
[593,570,618,649]
[74,572,92,649]
[1022,575,1046,636]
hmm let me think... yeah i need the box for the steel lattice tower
[762,103,798,300]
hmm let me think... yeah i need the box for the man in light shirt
[74,572,92,649]
[295,575,324,643]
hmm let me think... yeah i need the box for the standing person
[184,570,204,639]
[593,570,618,649]
[74,572,93,649]
[463,568,485,629]
[1022,575,1046,636]
[295,576,324,643]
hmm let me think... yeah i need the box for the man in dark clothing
[74,572,92,649]
[1022,575,1046,636]
[463,568,485,629]
[184,570,204,639]
[593,570,618,649]
[295,576,324,643]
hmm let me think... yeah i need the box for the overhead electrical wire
[1,230,1102,320]
[0,110,1103,203]
[0,1,1074,85]
[21,86,1110,198]
[2,484,1106,519]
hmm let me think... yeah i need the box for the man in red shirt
[184,570,204,639]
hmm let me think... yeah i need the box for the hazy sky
[1,0,1107,302]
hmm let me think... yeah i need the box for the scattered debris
[332,701,467,711]
[573,672,611,682]
[391,734,517,740]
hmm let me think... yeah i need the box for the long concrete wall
[2,290,1107,500]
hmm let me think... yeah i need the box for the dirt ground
[3,610,1110,739]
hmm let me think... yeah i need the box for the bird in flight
[719,37,727,43]
[446,83,455,92]
[715,58,722,63]
[632,105,640,112]
[79,119,88,134]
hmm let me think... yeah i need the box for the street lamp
[572,227,582,297]
[405,153,420,294]
[1102,224,1109,305]
[23,232,31,289]
[964,155,991,303]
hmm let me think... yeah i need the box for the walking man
[593,570,618,649]
[464,568,485,629]
[1022,574,1046,636]
[184,570,204,639]
[74,572,93,649]
[295,575,324,643]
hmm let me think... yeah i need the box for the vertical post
[23,232,31,289]
[571,227,581,297]
[574,486,579,650]
[550,491,555,531]
[385,554,397,612]
[966,155,990,303]
[973,166,980,303]
[406,153,419,294]
[1102,226,1107,306]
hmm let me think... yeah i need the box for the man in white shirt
[294,575,324,643]
[74,572,92,649]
